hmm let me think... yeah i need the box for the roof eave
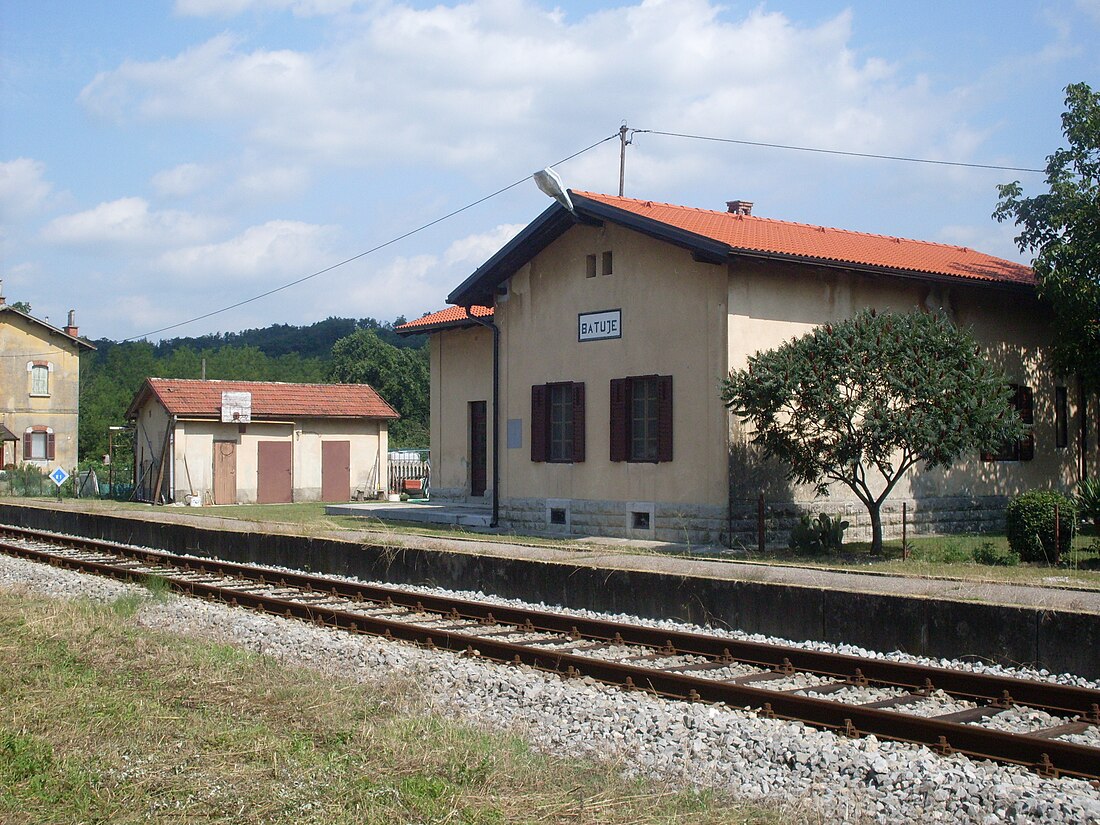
[727,249,1037,293]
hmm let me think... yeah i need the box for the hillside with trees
[79,317,429,462]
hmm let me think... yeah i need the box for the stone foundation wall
[730,495,1010,550]
[496,493,1010,548]
[501,497,727,546]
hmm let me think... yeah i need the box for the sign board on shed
[221,391,252,423]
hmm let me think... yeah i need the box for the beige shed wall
[132,399,388,504]
[0,314,84,471]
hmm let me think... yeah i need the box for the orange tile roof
[573,192,1034,285]
[130,378,398,419]
[396,305,493,332]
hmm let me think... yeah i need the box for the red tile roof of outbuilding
[395,305,493,332]
[127,378,399,419]
[573,191,1034,285]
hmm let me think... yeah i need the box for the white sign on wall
[578,309,622,342]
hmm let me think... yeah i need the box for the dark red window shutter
[1018,385,1034,461]
[47,432,56,461]
[572,382,586,463]
[657,375,673,462]
[531,384,547,462]
[23,435,31,461]
[609,378,628,462]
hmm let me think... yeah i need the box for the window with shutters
[30,363,50,396]
[24,427,54,461]
[982,384,1034,461]
[610,375,673,463]
[531,382,585,463]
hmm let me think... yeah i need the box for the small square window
[585,254,597,278]
[632,511,651,530]
[550,508,567,525]
[601,251,613,276]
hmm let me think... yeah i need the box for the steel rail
[2,526,1099,780]
[1,523,1093,716]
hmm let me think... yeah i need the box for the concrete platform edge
[2,503,1097,679]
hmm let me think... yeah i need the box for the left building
[125,378,399,504]
[0,288,95,471]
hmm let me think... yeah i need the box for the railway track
[2,523,1099,782]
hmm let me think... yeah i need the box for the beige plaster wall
[430,325,493,498]
[726,261,1083,505]
[173,418,388,504]
[494,222,730,507]
[0,314,84,471]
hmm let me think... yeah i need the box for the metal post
[618,124,629,197]
[1054,503,1060,565]
[902,502,908,560]
[757,492,765,553]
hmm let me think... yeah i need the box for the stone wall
[730,495,1010,550]
[501,496,727,546]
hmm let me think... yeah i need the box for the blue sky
[2,0,1098,341]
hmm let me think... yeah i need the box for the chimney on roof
[64,309,78,338]
[727,200,753,216]
[0,279,5,306]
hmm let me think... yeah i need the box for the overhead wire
[123,132,620,343]
[115,125,1042,342]
[631,129,1046,174]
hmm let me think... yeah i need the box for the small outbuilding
[125,378,399,505]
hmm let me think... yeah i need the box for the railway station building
[398,191,1095,546]
[125,378,398,505]
[0,290,94,473]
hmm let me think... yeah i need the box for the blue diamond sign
[49,467,70,487]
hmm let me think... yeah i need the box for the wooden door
[469,400,487,497]
[213,441,237,505]
[321,440,351,502]
[257,441,293,504]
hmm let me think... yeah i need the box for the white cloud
[443,223,524,266]
[0,158,54,221]
[40,197,220,253]
[151,163,216,199]
[174,0,364,17]
[78,1,976,179]
[233,165,310,200]
[157,219,336,280]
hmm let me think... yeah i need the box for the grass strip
[0,591,796,824]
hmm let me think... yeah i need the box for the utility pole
[618,123,630,197]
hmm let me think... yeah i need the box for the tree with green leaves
[328,329,429,448]
[994,82,1100,392]
[721,310,1026,554]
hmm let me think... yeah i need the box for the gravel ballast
[2,553,1099,824]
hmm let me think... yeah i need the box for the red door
[257,441,293,503]
[469,400,487,497]
[321,440,351,502]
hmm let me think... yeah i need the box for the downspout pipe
[466,307,500,528]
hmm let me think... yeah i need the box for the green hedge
[1005,490,1077,563]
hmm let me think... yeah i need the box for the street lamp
[107,426,127,496]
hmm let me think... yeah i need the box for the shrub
[1005,491,1077,563]
[971,541,1019,567]
[789,512,849,555]
[1077,477,1100,529]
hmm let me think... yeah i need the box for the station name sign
[578,309,622,342]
